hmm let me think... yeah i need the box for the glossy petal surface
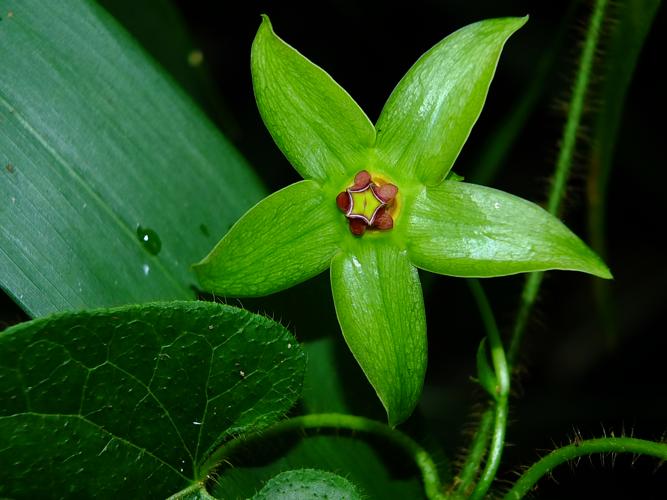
[194,181,341,297]
[330,244,427,426]
[407,181,612,278]
[375,17,527,185]
[251,16,375,184]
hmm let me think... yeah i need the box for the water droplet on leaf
[136,226,162,255]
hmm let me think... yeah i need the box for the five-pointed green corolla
[194,15,611,426]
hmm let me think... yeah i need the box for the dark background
[2,0,665,497]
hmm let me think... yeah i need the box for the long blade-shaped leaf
[0,0,264,317]
[0,301,305,498]
[99,0,238,133]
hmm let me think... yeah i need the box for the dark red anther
[349,218,367,236]
[352,170,371,189]
[372,207,394,230]
[336,191,351,212]
[375,183,398,203]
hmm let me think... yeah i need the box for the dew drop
[199,223,210,237]
[136,226,162,255]
[142,264,150,276]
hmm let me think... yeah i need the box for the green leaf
[375,17,527,186]
[406,181,612,279]
[0,0,264,317]
[194,180,341,297]
[253,468,363,500]
[0,301,305,498]
[211,433,424,499]
[330,244,427,426]
[251,15,376,185]
[99,0,238,134]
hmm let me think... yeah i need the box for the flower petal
[251,15,376,184]
[406,181,612,278]
[375,17,527,185]
[330,243,427,426]
[194,180,342,296]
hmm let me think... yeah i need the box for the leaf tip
[259,13,272,30]
[382,392,419,428]
[503,14,529,34]
[583,250,613,280]
[253,14,276,55]
[596,263,614,280]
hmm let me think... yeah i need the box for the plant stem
[508,0,609,367]
[504,437,667,499]
[449,281,510,499]
[453,408,494,496]
[199,413,445,500]
[166,482,216,500]
[466,280,510,500]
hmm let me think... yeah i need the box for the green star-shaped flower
[194,15,611,426]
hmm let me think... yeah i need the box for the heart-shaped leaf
[0,301,305,498]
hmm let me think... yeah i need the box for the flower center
[336,170,398,236]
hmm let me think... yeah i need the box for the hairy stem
[449,281,510,499]
[508,0,609,367]
[453,408,494,496]
[200,413,445,500]
[504,437,667,499]
[467,280,510,500]
[166,482,216,500]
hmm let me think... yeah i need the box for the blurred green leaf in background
[0,0,264,317]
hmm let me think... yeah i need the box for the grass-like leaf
[0,0,264,317]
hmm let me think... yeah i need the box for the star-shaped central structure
[336,170,399,236]
[347,185,385,224]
